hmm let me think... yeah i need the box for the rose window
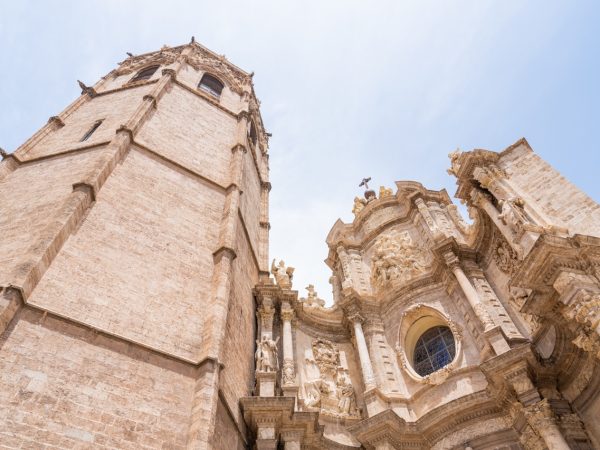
[412,326,456,376]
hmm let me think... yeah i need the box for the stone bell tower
[0,40,269,449]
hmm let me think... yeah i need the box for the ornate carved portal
[302,339,360,418]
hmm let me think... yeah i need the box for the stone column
[349,314,377,391]
[525,400,571,450]
[444,252,494,332]
[280,302,296,387]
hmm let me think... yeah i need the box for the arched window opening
[412,326,455,376]
[80,120,103,142]
[198,73,224,98]
[130,65,159,83]
[248,120,257,147]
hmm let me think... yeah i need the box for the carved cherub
[271,259,294,289]
[352,196,367,216]
[379,186,393,199]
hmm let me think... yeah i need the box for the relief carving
[282,359,295,385]
[370,230,428,289]
[564,292,600,330]
[493,236,518,275]
[302,339,359,418]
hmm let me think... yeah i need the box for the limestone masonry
[0,40,599,449]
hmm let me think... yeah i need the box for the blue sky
[1,1,599,303]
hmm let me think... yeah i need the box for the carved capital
[161,68,176,78]
[443,251,460,270]
[280,307,295,322]
[347,312,364,325]
[525,399,556,430]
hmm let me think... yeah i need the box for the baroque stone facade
[246,141,600,449]
[1,41,600,450]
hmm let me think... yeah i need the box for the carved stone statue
[271,259,294,289]
[447,148,462,176]
[255,336,279,373]
[352,196,367,216]
[370,230,428,288]
[379,186,393,199]
[300,284,326,308]
[335,371,357,416]
[498,197,529,236]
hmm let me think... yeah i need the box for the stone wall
[499,141,600,237]
[0,308,195,449]
[26,147,224,361]
[0,149,105,287]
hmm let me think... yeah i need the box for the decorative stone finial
[300,284,325,308]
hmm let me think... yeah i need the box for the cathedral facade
[0,41,599,449]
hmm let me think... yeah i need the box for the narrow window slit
[81,120,103,142]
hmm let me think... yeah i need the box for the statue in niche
[255,336,279,373]
[352,196,367,216]
[370,230,428,288]
[302,339,359,418]
[271,259,294,289]
[300,284,326,308]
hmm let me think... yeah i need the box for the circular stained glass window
[412,326,456,376]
